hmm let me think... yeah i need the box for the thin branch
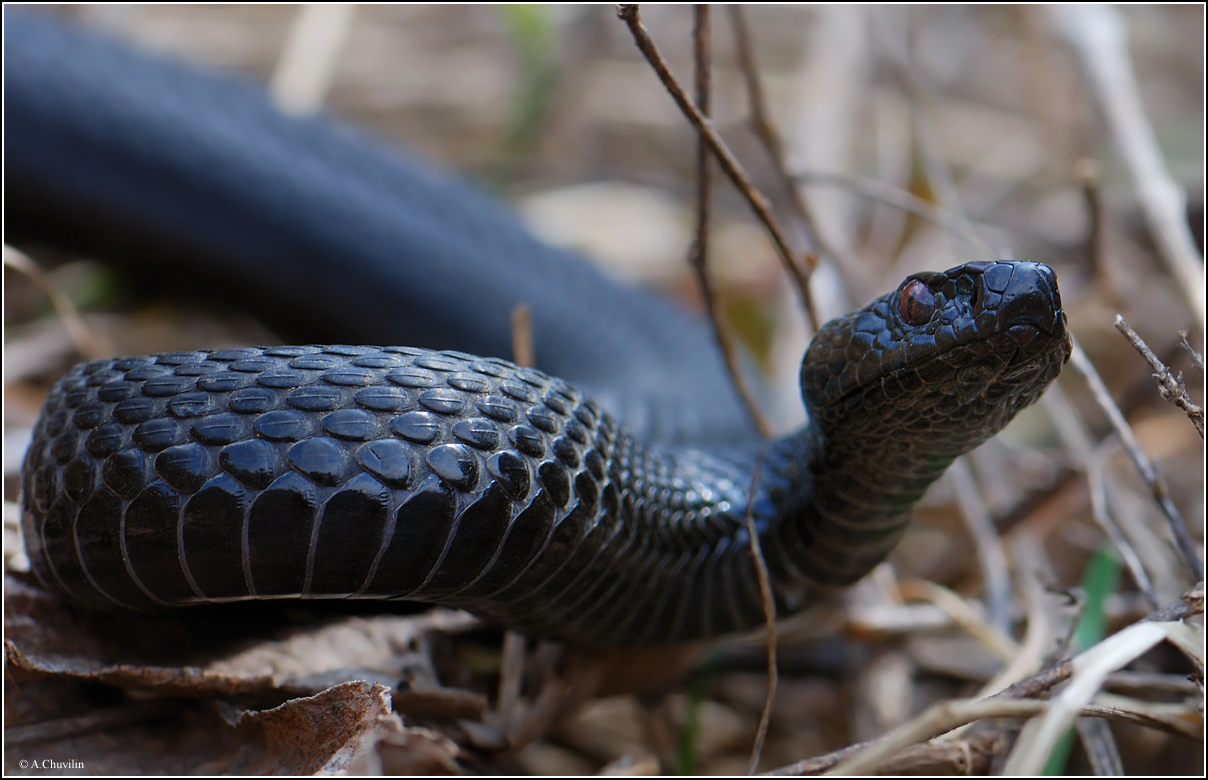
[947,459,1013,636]
[1077,717,1124,776]
[1179,330,1204,372]
[824,695,1186,776]
[510,303,535,369]
[897,579,1017,663]
[1048,5,1206,332]
[968,535,1053,701]
[692,2,713,303]
[270,4,355,115]
[743,447,778,775]
[1114,316,1204,439]
[1001,619,1190,774]
[728,5,836,326]
[687,4,772,437]
[762,731,1002,776]
[495,631,527,723]
[616,5,811,312]
[790,170,998,257]
[1068,336,1204,580]
[1087,444,1161,609]
[1076,158,1105,277]
[821,587,1204,775]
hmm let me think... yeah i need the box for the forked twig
[617,5,812,312]
[1114,316,1204,439]
[728,5,834,293]
[687,4,773,437]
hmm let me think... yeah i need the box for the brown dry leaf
[4,573,481,774]
[4,679,411,775]
[228,680,395,774]
[5,574,478,703]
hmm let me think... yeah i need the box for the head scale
[801,261,1071,471]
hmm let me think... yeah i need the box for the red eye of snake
[898,279,935,326]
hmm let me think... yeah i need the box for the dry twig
[1179,330,1204,371]
[510,303,535,369]
[1068,337,1204,580]
[743,448,778,774]
[728,4,834,295]
[762,730,1003,776]
[820,586,1204,775]
[1076,158,1106,276]
[616,4,811,311]
[1114,316,1204,439]
[948,459,1013,635]
[1087,444,1161,609]
[685,4,772,437]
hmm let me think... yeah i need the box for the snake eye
[898,279,935,326]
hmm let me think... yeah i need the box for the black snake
[8,13,1071,646]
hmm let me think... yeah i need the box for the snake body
[10,14,1070,646]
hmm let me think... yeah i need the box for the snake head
[800,261,1071,469]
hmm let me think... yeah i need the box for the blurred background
[4,4,1203,775]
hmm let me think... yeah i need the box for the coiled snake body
[10,14,1071,646]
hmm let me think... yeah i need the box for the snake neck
[531,419,954,645]
[755,424,954,604]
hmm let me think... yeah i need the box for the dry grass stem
[789,171,997,259]
[1076,158,1105,275]
[948,459,1012,635]
[3,245,110,361]
[269,4,355,115]
[510,303,535,369]
[5,7,1201,775]
[971,534,1056,700]
[1076,711,1124,775]
[1068,337,1204,580]
[763,730,1003,776]
[1003,619,1192,774]
[496,631,527,724]
[897,580,1017,663]
[1048,6,1206,331]
[822,588,1204,774]
[1087,445,1161,608]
